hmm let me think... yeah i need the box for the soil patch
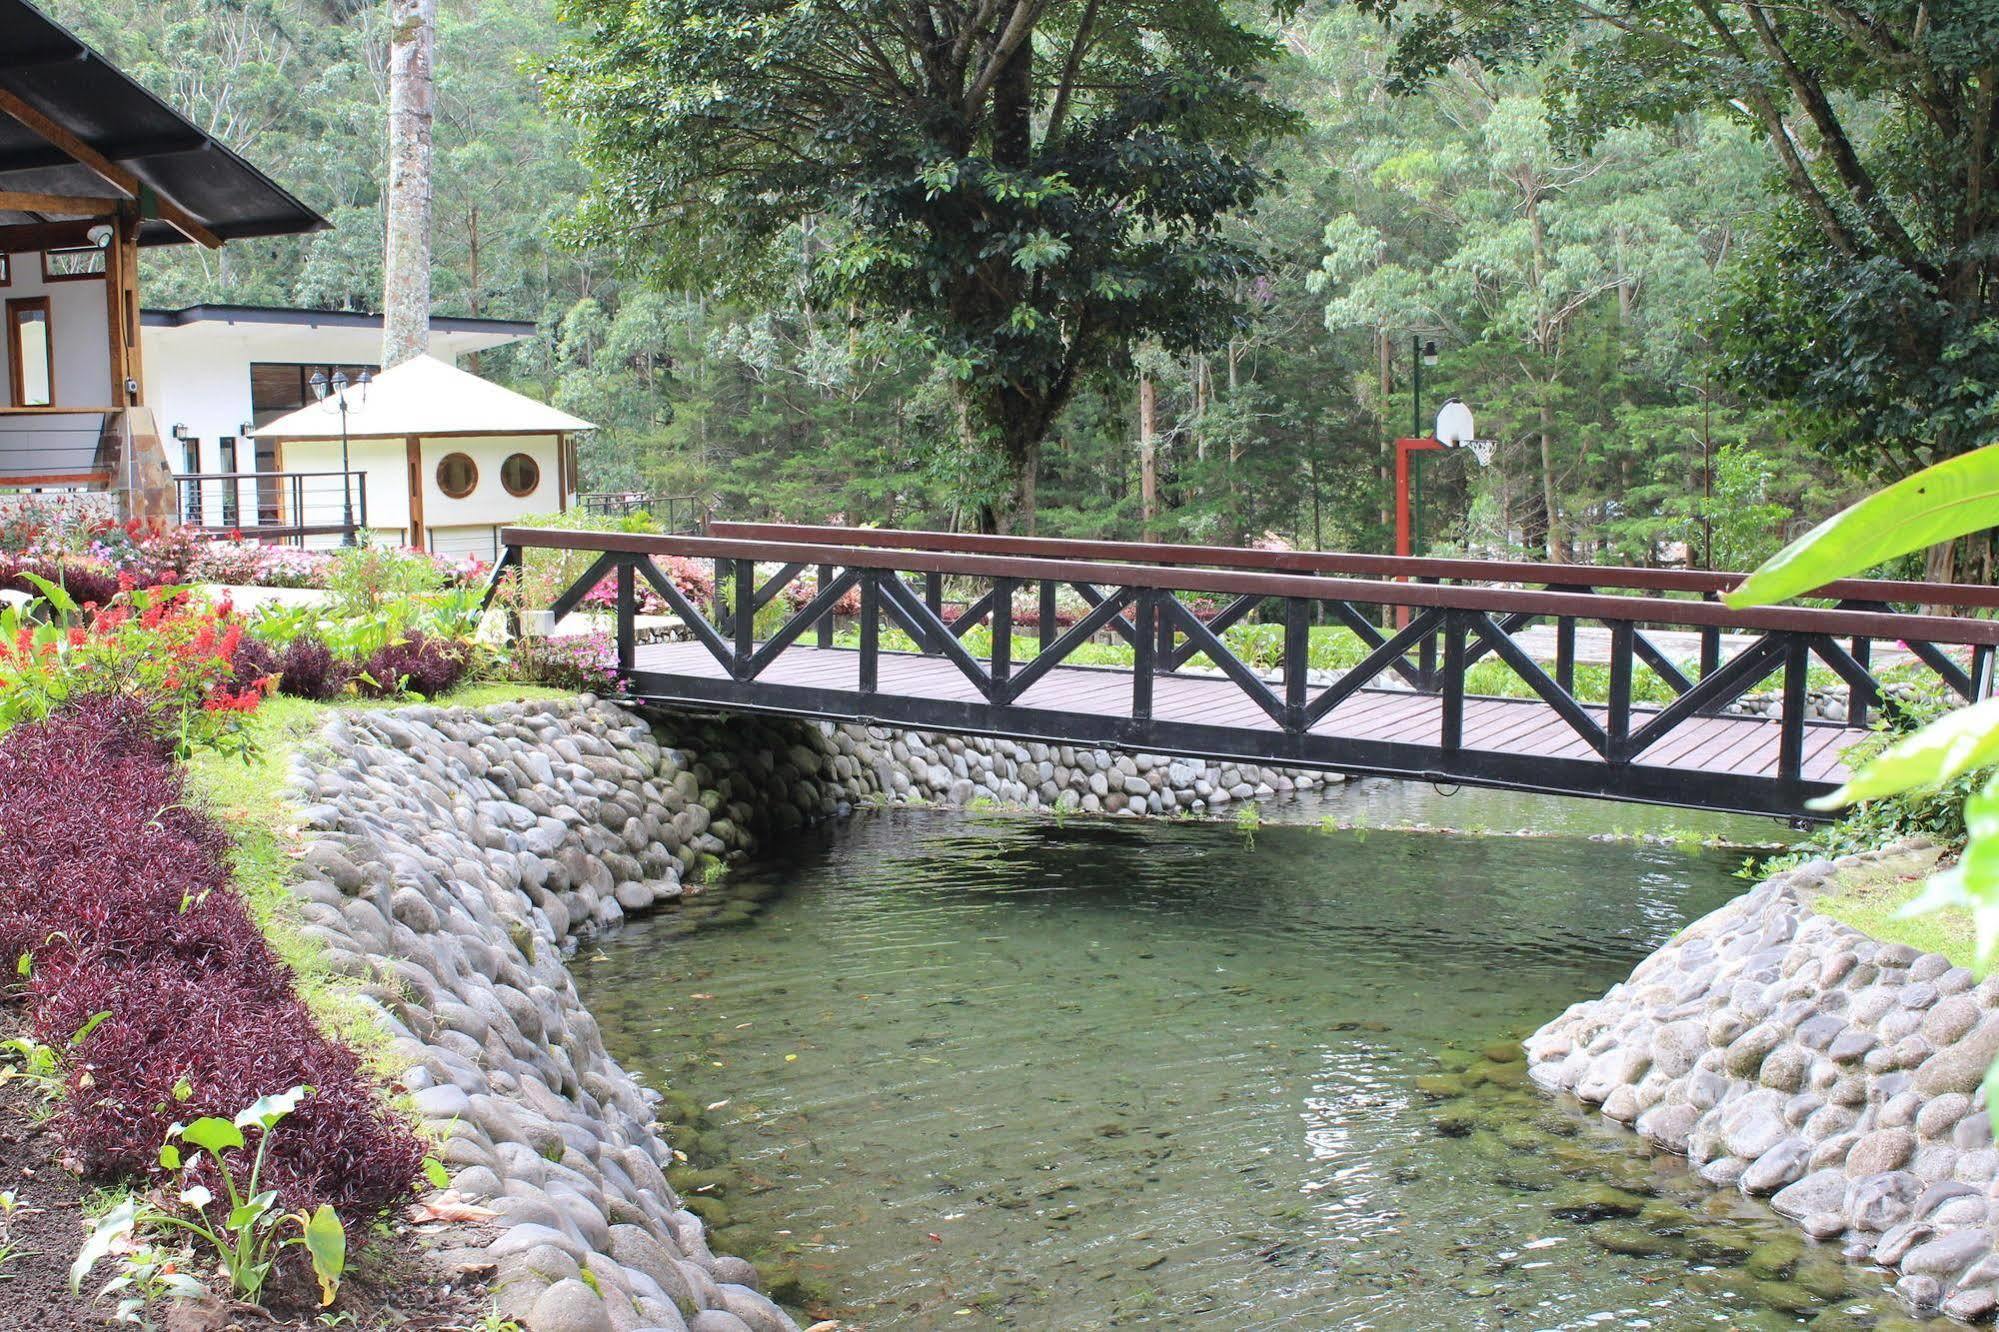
[0,1022,494,1331]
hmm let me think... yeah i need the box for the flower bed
[0,698,424,1219]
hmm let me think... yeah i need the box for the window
[436,452,478,499]
[248,362,377,429]
[500,452,540,497]
[0,254,10,286]
[6,297,51,407]
[42,247,106,281]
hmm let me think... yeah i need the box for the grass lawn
[183,682,573,1060]
[1809,845,1977,969]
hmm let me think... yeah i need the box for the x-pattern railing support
[484,528,1999,819]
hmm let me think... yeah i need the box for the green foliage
[74,1085,349,1308]
[1356,0,1999,499]
[546,0,1298,521]
[1730,441,1999,1097]
[1730,445,1999,608]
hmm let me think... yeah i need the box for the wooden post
[1283,597,1309,733]
[858,573,879,695]
[1039,578,1057,651]
[1607,620,1634,760]
[816,564,834,648]
[1132,591,1155,721]
[1779,636,1809,783]
[733,559,754,665]
[990,576,1014,699]
[616,559,635,675]
[1440,612,1466,752]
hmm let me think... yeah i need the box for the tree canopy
[545,0,1300,529]
[1354,0,1999,492]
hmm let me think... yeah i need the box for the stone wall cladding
[1527,846,1999,1323]
[286,697,1338,1332]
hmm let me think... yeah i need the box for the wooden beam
[0,219,98,252]
[0,87,220,248]
[0,189,120,216]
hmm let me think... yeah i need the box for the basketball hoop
[1466,438,1497,467]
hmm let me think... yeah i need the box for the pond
[576,785,1955,1330]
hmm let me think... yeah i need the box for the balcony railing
[175,470,367,545]
[577,491,704,533]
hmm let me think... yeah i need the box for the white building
[255,353,593,560]
[140,304,538,540]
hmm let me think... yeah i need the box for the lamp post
[309,368,371,545]
[1411,336,1438,439]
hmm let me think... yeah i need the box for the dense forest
[47,0,1996,570]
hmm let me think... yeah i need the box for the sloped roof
[253,354,594,440]
[1,0,326,244]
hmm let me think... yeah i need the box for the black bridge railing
[482,524,1999,817]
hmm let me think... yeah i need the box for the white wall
[417,434,563,534]
[275,433,564,553]
[140,327,248,456]
[267,435,412,544]
[1,251,113,408]
[140,321,517,468]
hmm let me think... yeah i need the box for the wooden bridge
[485,524,1999,821]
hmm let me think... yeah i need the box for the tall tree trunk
[1377,328,1392,536]
[1539,399,1563,562]
[1138,371,1159,539]
[1226,338,1243,542]
[383,0,436,369]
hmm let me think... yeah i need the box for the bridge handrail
[498,526,1999,647]
[704,520,1999,612]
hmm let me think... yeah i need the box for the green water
[576,792,1953,1331]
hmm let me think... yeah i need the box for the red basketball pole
[1393,435,1444,626]
[1394,435,1445,558]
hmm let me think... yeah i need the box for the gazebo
[253,354,593,559]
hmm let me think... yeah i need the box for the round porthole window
[437,452,477,499]
[501,452,541,498]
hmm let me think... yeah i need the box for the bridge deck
[629,640,1863,799]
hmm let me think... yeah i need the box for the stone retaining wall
[1527,845,1999,1322]
[285,697,1337,1331]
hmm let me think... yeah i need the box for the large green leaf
[302,1204,347,1306]
[179,1117,247,1155]
[1726,442,1999,607]
[1813,696,1999,807]
[20,570,78,618]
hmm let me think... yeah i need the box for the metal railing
[578,491,704,533]
[174,470,367,544]
[0,410,114,487]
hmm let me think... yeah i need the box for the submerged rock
[1523,841,1999,1318]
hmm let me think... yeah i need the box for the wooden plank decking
[627,640,1865,812]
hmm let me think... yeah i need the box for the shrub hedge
[0,698,423,1218]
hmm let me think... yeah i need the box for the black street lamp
[1412,336,1439,439]
[310,368,371,545]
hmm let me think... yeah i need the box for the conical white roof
[253,354,593,439]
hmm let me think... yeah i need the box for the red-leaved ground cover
[0,698,424,1218]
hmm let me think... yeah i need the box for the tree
[382,0,436,367]
[1352,0,1999,510]
[545,0,1299,529]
